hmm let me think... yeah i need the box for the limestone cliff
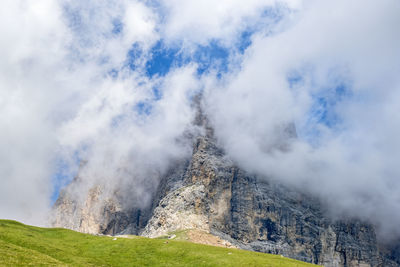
[52,128,400,267]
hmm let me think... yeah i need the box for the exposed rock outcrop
[52,122,400,267]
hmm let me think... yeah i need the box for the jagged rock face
[52,135,400,267]
[141,184,209,238]
[52,180,151,235]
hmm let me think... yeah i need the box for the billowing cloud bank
[1,0,399,240]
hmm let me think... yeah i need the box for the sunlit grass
[0,220,316,266]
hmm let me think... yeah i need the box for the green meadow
[0,220,316,266]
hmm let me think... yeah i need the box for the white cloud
[1,0,400,241]
[159,0,301,47]
[58,65,200,207]
[0,0,69,225]
[204,0,400,239]
[0,0,160,225]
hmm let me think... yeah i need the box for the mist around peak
[1,0,400,242]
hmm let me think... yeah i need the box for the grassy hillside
[0,220,316,267]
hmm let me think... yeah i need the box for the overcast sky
[1,0,400,240]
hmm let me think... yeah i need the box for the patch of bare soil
[186,229,236,248]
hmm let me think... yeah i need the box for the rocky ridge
[52,113,400,267]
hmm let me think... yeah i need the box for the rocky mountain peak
[52,117,400,267]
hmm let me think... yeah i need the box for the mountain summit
[52,111,400,267]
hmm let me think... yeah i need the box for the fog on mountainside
[1,0,400,243]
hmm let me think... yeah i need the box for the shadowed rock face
[52,133,400,267]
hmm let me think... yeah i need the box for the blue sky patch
[139,39,235,78]
[135,101,153,116]
[289,68,353,145]
[50,155,79,204]
[145,41,186,77]
[312,84,350,127]
[112,18,123,35]
[194,40,230,76]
